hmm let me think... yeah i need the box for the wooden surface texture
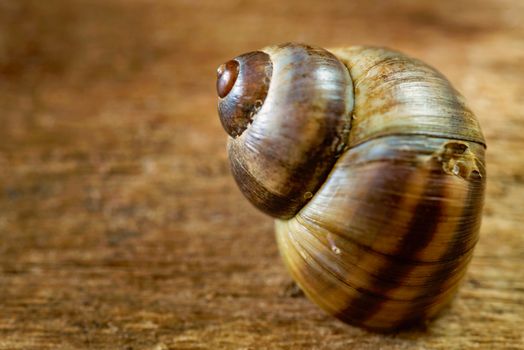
[0,0,523,349]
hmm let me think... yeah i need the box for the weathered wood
[0,0,523,349]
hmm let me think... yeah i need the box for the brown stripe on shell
[341,141,483,329]
[229,147,301,216]
[332,161,448,328]
[361,174,472,329]
[411,164,485,323]
[298,215,475,290]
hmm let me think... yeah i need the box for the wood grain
[0,0,523,349]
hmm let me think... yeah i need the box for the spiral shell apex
[216,43,486,331]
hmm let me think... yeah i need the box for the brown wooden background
[1,0,523,349]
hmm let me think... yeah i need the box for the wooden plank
[0,0,522,348]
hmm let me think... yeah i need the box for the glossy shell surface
[218,43,486,330]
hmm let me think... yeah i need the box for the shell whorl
[219,43,354,219]
[216,43,486,331]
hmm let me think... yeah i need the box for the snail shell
[216,43,486,331]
